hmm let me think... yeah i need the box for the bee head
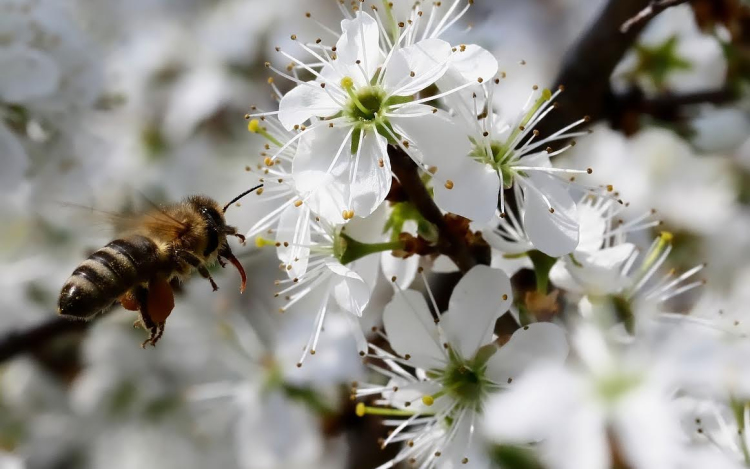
[187,196,230,257]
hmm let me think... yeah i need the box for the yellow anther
[294,200,303,207]
[444,180,454,190]
[422,395,435,406]
[355,402,366,417]
[340,76,354,89]
[247,119,261,133]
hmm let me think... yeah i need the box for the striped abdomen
[58,235,161,319]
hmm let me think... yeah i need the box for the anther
[444,180,454,190]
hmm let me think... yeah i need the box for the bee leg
[176,250,218,291]
[224,226,246,245]
[197,266,219,291]
[134,286,159,348]
[144,278,174,347]
[153,322,165,344]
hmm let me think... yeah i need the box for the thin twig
[533,0,654,139]
[388,147,489,272]
[621,0,692,33]
[0,316,89,363]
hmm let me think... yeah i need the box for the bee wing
[58,202,138,234]
[131,192,189,238]
[60,192,188,238]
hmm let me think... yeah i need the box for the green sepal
[491,445,546,469]
[527,250,558,293]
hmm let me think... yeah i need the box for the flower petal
[328,262,371,316]
[275,204,312,279]
[381,252,419,290]
[564,244,636,295]
[442,265,512,359]
[389,105,470,174]
[447,44,498,83]
[293,126,390,222]
[335,12,381,87]
[383,38,452,96]
[486,322,569,384]
[278,83,339,130]
[348,130,392,219]
[576,201,607,252]
[433,159,499,223]
[522,172,579,257]
[383,289,446,370]
[482,364,582,444]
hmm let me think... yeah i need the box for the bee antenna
[223,184,263,213]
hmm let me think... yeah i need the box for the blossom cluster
[236,2,745,469]
[1,0,749,469]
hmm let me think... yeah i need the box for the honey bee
[57,185,262,347]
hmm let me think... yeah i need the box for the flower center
[443,361,485,405]
[469,140,515,187]
[341,77,386,123]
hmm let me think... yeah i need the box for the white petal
[328,262,370,316]
[0,48,60,102]
[447,44,498,83]
[275,204,311,279]
[344,202,388,243]
[292,126,351,224]
[382,379,442,412]
[383,289,445,370]
[442,265,512,359]
[433,159,499,223]
[548,261,585,295]
[486,323,569,384]
[336,12,381,87]
[564,244,636,295]
[293,126,390,222]
[482,364,581,444]
[482,227,534,256]
[381,252,419,290]
[278,83,339,130]
[522,172,579,257]
[348,130,392,218]
[389,105,470,173]
[383,38,452,96]
[613,386,683,469]
[576,201,607,252]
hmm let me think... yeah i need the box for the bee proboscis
[57,185,262,347]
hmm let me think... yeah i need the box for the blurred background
[0,0,748,467]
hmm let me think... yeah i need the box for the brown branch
[610,86,738,133]
[533,0,654,138]
[388,147,490,272]
[0,316,90,364]
[621,0,692,33]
